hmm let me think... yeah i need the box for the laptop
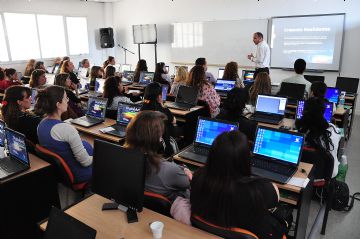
[178,117,238,164]
[121,64,132,72]
[242,70,255,85]
[251,126,304,184]
[0,127,30,180]
[304,75,325,83]
[71,97,108,128]
[104,102,142,137]
[296,100,333,123]
[44,206,96,239]
[77,67,88,79]
[122,70,135,86]
[166,85,198,110]
[162,84,168,102]
[250,95,287,124]
[29,88,38,110]
[87,78,105,97]
[215,79,236,97]
[218,68,224,78]
[278,82,306,105]
[78,78,90,94]
[134,72,154,86]
[336,77,359,95]
[325,87,340,104]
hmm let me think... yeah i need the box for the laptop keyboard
[84,116,101,123]
[112,124,126,132]
[0,159,21,173]
[252,158,294,176]
[193,146,209,156]
[168,102,193,110]
[251,114,281,124]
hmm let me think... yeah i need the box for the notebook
[251,126,304,184]
[0,127,30,180]
[71,97,108,128]
[325,87,340,104]
[178,117,238,164]
[250,95,287,124]
[166,85,198,110]
[296,100,333,123]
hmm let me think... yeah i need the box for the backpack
[332,180,360,211]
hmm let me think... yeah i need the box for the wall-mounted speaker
[100,27,114,48]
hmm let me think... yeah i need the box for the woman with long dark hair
[134,59,148,82]
[223,61,244,88]
[153,62,171,87]
[249,72,271,105]
[103,76,133,109]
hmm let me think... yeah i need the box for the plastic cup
[150,221,164,239]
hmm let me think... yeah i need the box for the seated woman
[153,62,171,88]
[0,68,22,91]
[295,97,341,178]
[102,56,116,69]
[191,130,289,238]
[249,72,272,105]
[35,61,46,71]
[187,66,220,117]
[103,76,136,110]
[134,59,148,83]
[24,59,36,76]
[54,73,84,118]
[223,61,244,88]
[103,65,117,79]
[36,86,93,183]
[60,60,79,85]
[29,69,47,89]
[170,66,187,96]
[217,87,257,141]
[89,66,103,91]
[1,86,42,150]
[124,111,191,201]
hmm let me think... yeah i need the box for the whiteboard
[170,19,268,66]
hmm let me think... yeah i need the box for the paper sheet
[287,177,310,188]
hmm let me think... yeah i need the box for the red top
[0,80,21,91]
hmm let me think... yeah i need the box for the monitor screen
[336,77,359,94]
[215,79,236,91]
[162,85,168,101]
[116,103,142,125]
[123,71,135,82]
[176,86,198,105]
[121,65,132,72]
[95,78,105,93]
[242,70,255,82]
[139,72,154,84]
[325,87,340,104]
[0,121,5,147]
[195,118,238,146]
[296,100,305,119]
[5,129,29,165]
[31,88,38,105]
[87,97,107,119]
[296,100,333,123]
[253,127,303,164]
[218,68,224,78]
[256,95,287,115]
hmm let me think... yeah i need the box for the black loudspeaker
[100,27,114,48]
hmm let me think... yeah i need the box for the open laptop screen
[87,97,107,119]
[162,85,168,101]
[255,95,287,115]
[296,100,333,123]
[242,70,255,82]
[253,127,304,165]
[0,121,5,147]
[123,71,135,82]
[336,77,359,94]
[139,72,154,84]
[5,129,29,165]
[215,79,236,91]
[195,118,238,146]
[218,68,224,78]
[176,86,198,105]
[117,103,142,125]
[95,78,105,93]
[31,88,38,105]
[325,87,340,104]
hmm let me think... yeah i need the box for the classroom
[0,0,359,238]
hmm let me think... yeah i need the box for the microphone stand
[118,44,135,64]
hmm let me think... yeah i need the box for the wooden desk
[1,154,60,239]
[166,103,204,123]
[257,118,295,129]
[40,194,220,239]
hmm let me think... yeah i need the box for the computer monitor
[304,75,325,83]
[123,71,135,82]
[255,95,287,115]
[92,139,146,212]
[121,64,132,72]
[95,78,105,93]
[336,77,359,94]
[194,117,238,147]
[0,120,5,147]
[86,97,107,119]
[296,100,333,123]
[278,82,306,100]
[242,70,255,82]
[175,85,198,105]
[139,72,154,84]
[218,68,224,78]
[253,126,304,165]
[215,79,236,92]
[116,103,142,125]
[325,87,340,104]
[162,85,168,102]
[5,128,29,165]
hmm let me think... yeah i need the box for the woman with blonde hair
[249,72,272,105]
[29,69,47,89]
[170,66,188,96]
[60,60,79,85]
[24,59,36,76]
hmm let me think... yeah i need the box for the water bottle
[338,91,346,108]
[336,155,348,182]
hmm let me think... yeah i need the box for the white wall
[0,0,113,71]
[112,0,360,113]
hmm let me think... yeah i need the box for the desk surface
[166,103,204,117]
[257,118,295,129]
[0,154,50,184]
[40,194,220,239]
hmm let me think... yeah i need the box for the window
[172,22,203,48]
[0,18,9,62]
[66,17,89,55]
[37,15,67,58]
[4,13,40,61]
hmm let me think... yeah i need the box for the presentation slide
[270,14,345,71]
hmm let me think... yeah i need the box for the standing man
[247,32,270,80]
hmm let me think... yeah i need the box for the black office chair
[143,191,172,217]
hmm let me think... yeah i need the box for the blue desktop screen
[6,130,29,164]
[253,128,303,164]
[0,121,5,147]
[296,100,333,123]
[256,95,287,115]
[195,119,238,146]
[325,88,340,104]
[162,85,168,101]
[117,103,141,124]
[87,98,107,119]
[296,100,305,119]
[215,79,236,91]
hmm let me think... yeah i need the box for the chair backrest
[143,191,172,217]
[191,214,259,239]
